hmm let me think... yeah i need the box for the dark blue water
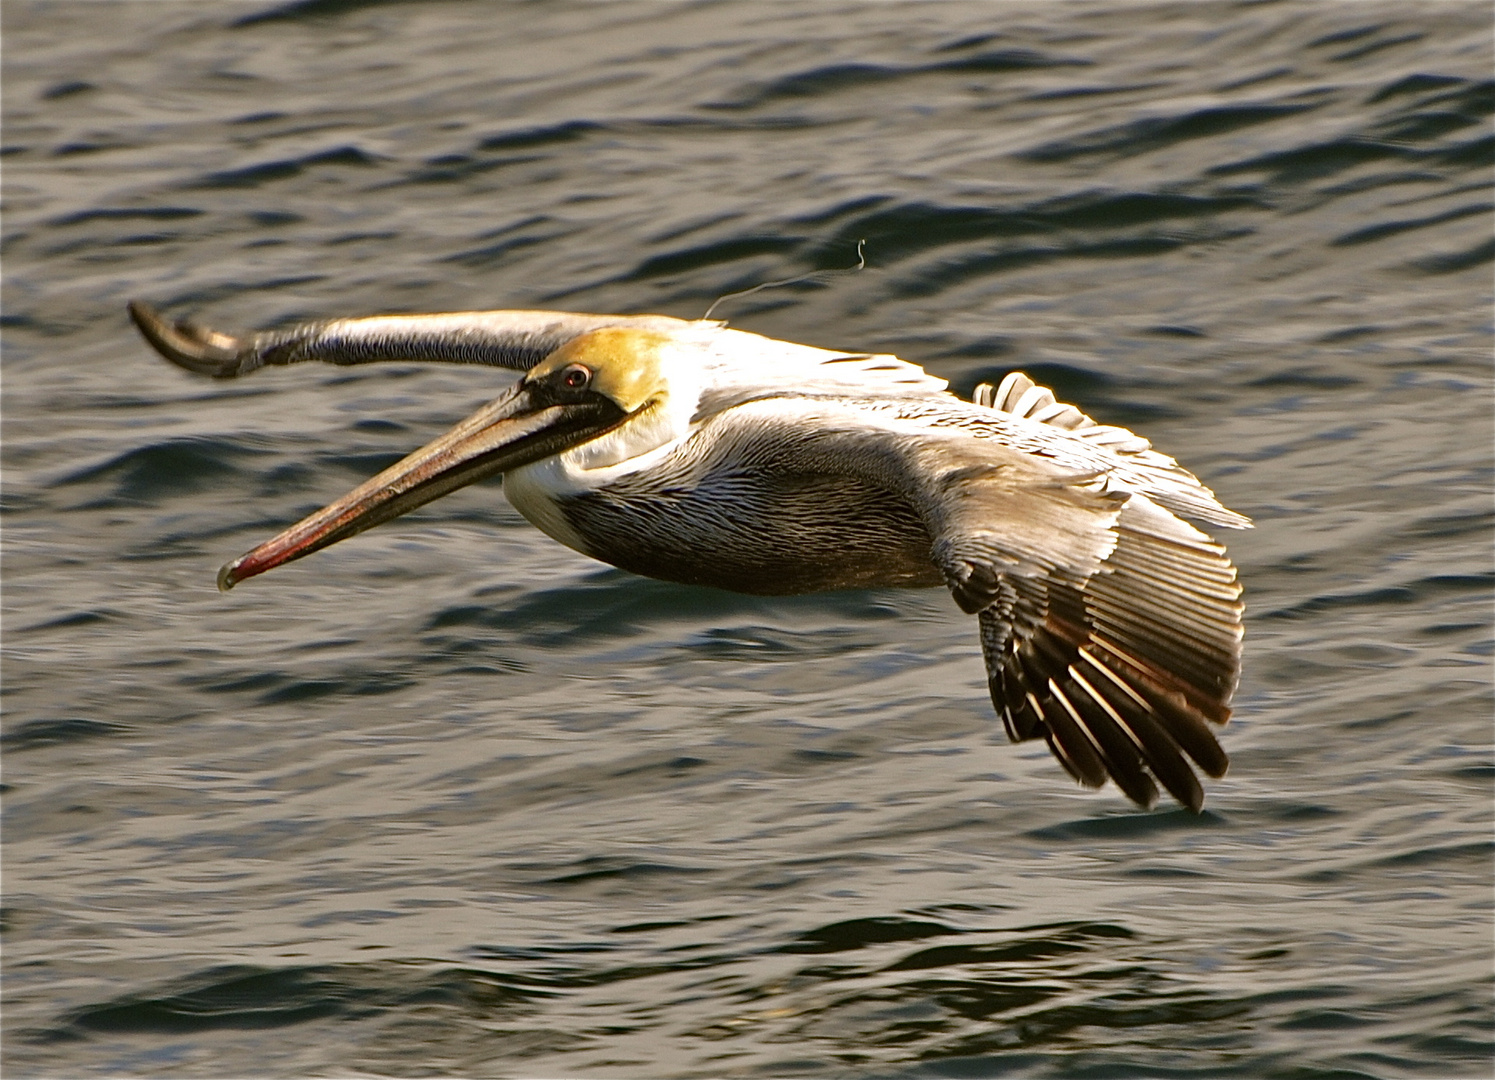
[3,2,1492,1077]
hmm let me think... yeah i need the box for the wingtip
[128,300,252,377]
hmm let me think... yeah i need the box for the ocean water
[3,2,1491,1077]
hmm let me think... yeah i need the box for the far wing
[129,301,691,379]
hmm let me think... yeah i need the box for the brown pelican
[130,300,1248,812]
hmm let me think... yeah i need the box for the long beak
[218,385,621,591]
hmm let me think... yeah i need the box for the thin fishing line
[702,239,867,321]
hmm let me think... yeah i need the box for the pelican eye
[561,364,592,390]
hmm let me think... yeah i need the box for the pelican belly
[503,414,941,594]
[551,469,942,595]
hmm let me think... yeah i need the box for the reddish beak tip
[217,561,243,592]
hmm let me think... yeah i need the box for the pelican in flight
[130,300,1248,812]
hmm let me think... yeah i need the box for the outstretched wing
[967,372,1245,811]
[718,389,1244,811]
[128,301,691,379]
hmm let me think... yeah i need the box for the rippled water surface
[4,2,1492,1077]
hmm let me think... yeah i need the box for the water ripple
[5,3,1491,1077]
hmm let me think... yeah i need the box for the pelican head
[217,326,688,591]
[530,327,673,413]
